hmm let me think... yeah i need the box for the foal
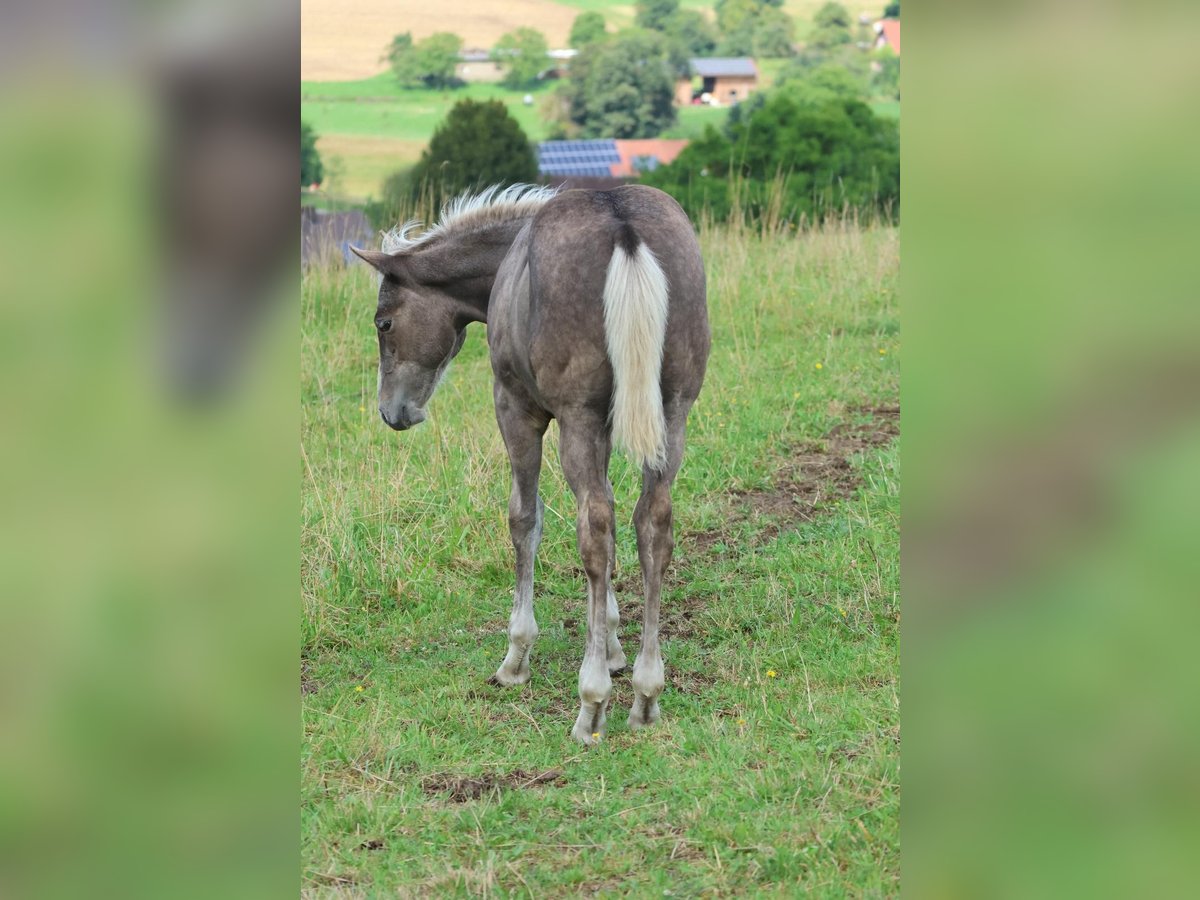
[353,184,710,744]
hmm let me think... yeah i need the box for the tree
[715,0,795,58]
[493,28,549,89]
[301,122,323,187]
[407,100,537,205]
[562,31,677,139]
[750,7,795,57]
[635,0,680,32]
[386,31,463,89]
[570,12,608,48]
[664,10,717,54]
[809,2,853,50]
[883,1,900,18]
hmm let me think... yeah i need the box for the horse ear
[349,245,398,274]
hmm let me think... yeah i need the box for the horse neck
[405,218,530,321]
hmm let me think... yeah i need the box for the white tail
[602,235,670,471]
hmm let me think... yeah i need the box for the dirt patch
[685,405,899,552]
[659,591,714,640]
[301,661,319,696]
[422,768,565,803]
[669,669,719,695]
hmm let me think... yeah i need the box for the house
[455,49,505,83]
[456,48,578,83]
[675,58,759,107]
[536,139,689,188]
[874,19,900,55]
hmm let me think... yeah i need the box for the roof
[875,19,900,55]
[690,57,758,78]
[610,140,689,177]
[537,140,622,178]
[537,139,690,178]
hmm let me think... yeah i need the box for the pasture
[301,217,900,894]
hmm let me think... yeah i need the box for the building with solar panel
[536,139,690,188]
[674,58,760,107]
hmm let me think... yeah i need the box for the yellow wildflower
[814,362,823,370]
[767,669,777,679]
[354,685,365,693]
[879,348,887,355]
[592,732,600,741]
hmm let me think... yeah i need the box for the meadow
[301,215,900,894]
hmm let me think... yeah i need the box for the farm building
[874,19,900,55]
[455,49,504,83]
[675,58,759,107]
[456,48,577,83]
[536,139,689,188]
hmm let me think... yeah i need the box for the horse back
[489,186,709,417]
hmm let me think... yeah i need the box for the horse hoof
[490,667,530,687]
[571,724,604,745]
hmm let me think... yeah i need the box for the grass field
[301,217,900,894]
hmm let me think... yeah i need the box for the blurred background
[1,0,1198,895]
[906,2,1200,896]
[0,1,297,897]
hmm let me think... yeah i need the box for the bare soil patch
[301,660,319,695]
[422,768,566,802]
[685,405,899,552]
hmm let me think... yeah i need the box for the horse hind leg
[628,409,687,730]
[559,413,616,745]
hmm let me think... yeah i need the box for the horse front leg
[492,387,549,687]
[604,478,627,675]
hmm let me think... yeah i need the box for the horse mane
[381,184,559,254]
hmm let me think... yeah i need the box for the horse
[352,183,710,744]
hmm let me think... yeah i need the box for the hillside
[301,0,842,81]
[301,0,585,81]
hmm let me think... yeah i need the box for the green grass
[301,218,900,894]
[302,79,558,143]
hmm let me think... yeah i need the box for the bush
[641,85,899,224]
[301,122,323,187]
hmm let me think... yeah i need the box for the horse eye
[377,318,392,333]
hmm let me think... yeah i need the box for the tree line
[306,2,900,228]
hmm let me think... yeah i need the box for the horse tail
[602,224,669,472]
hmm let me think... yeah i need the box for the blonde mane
[381,184,559,254]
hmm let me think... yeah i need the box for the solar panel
[537,140,620,176]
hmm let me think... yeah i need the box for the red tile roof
[610,139,690,177]
[878,19,900,56]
